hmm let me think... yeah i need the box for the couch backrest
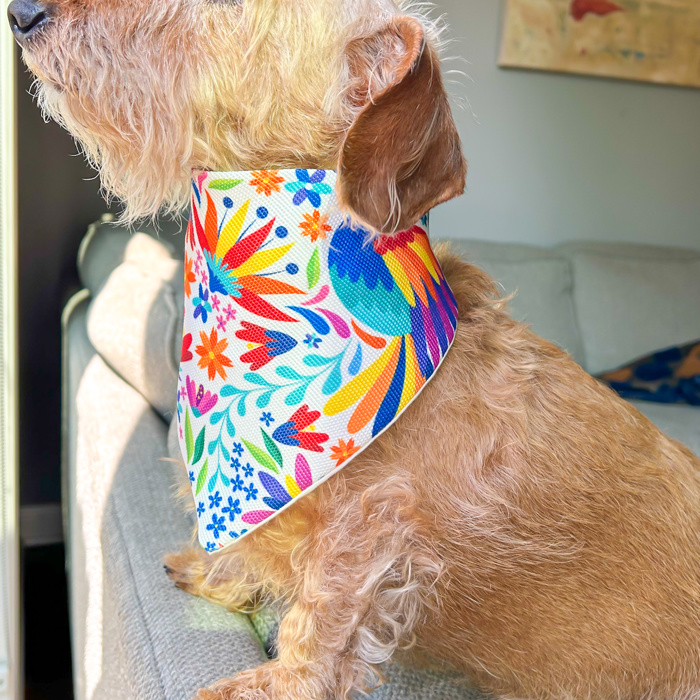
[446,239,587,367]
[446,238,700,375]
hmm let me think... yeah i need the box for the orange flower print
[299,210,332,243]
[196,328,233,381]
[249,170,284,197]
[184,255,196,298]
[330,438,360,467]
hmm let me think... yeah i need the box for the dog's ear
[338,16,466,234]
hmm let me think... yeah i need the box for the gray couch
[63,215,700,700]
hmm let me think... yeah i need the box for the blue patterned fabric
[599,341,700,406]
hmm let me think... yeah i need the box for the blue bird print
[324,221,458,437]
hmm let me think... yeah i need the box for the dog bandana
[178,169,458,551]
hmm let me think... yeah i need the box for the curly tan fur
[15,1,700,698]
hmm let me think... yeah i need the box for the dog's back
[406,250,700,699]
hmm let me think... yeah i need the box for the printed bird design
[191,189,305,322]
[324,222,458,437]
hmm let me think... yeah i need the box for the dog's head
[9,0,465,231]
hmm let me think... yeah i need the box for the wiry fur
[15,1,700,698]
[25,0,444,222]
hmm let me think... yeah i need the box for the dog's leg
[195,477,442,700]
[164,546,261,612]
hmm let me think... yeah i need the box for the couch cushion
[445,239,586,366]
[78,215,185,296]
[568,251,700,375]
[86,233,183,420]
[68,349,269,700]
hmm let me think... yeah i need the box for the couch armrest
[63,293,267,700]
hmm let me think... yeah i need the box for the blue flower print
[260,411,274,427]
[304,333,321,349]
[206,513,227,539]
[231,474,244,492]
[228,529,248,540]
[242,462,254,478]
[208,491,222,509]
[188,471,195,483]
[230,457,241,472]
[196,501,205,516]
[193,284,212,323]
[205,542,217,553]
[244,482,258,501]
[284,169,332,207]
[232,442,244,457]
[222,496,242,522]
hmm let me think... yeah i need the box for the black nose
[7,0,49,38]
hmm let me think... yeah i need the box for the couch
[63,215,700,699]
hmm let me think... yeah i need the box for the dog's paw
[194,669,271,700]
[163,546,209,595]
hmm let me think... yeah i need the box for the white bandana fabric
[177,169,458,551]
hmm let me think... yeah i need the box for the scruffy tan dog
[10,0,700,698]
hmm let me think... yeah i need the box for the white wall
[432,0,700,251]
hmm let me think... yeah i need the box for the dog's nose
[7,0,49,38]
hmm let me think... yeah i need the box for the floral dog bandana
[178,169,458,551]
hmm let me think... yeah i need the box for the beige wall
[432,0,700,251]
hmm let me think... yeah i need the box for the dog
[10,0,700,698]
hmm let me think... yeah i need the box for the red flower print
[181,333,193,362]
[272,405,329,453]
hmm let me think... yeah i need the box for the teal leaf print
[285,384,308,406]
[256,391,274,409]
[307,248,320,289]
[276,366,303,380]
[303,354,334,367]
[210,410,225,425]
[225,413,236,438]
[323,364,343,395]
[243,373,272,387]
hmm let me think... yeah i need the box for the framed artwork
[499,0,700,88]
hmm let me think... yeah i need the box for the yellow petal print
[216,200,250,259]
[324,338,400,417]
[408,239,440,281]
[234,244,293,277]
[397,335,418,413]
[384,251,415,306]
[285,475,301,498]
